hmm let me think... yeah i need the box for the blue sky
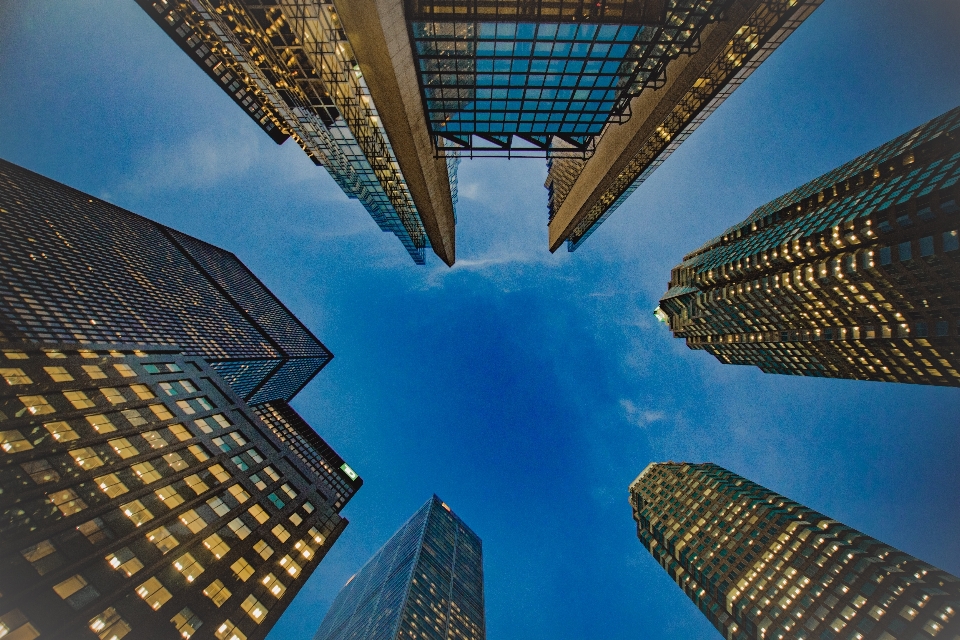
[1,2,959,639]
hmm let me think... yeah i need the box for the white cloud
[620,399,667,427]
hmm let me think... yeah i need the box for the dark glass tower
[0,159,332,404]
[630,462,960,640]
[313,496,485,640]
[658,107,960,386]
[0,343,346,640]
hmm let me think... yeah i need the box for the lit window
[0,609,40,640]
[20,395,55,415]
[280,483,297,499]
[88,607,131,640]
[156,485,185,509]
[207,496,230,517]
[44,366,74,382]
[173,552,204,582]
[45,421,79,442]
[110,438,139,459]
[250,473,266,490]
[150,404,174,420]
[122,409,147,426]
[49,488,88,515]
[71,447,104,470]
[164,452,189,471]
[227,518,252,540]
[130,384,154,400]
[209,464,230,483]
[212,414,230,429]
[45,351,66,359]
[272,524,290,543]
[53,574,99,610]
[100,388,126,405]
[308,527,325,545]
[177,400,195,415]
[78,518,111,545]
[147,525,179,554]
[249,504,269,524]
[240,594,268,623]
[142,431,168,449]
[136,576,173,610]
[121,499,153,526]
[1,368,32,385]
[106,547,143,577]
[302,502,315,515]
[195,418,214,434]
[188,445,209,461]
[86,414,116,433]
[168,424,191,441]
[204,533,231,559]
[214,619,246,640]
[113,364,136,378]
[262,466,280,482]
[267,493,285,510]
[278,555,301,578]
[203,579,232,607]
[294,538,313,560]
[96,473,129,498]
[261,573,286,598]
[1,430,33,453]
[82,365,107,380]
[131,462,162,484]
[180,509,207,534]
[231,557,255,581]
[231,456,248,471]
[170,607,202,639]
[228,485,250,504]
[184,474,209,495]
[254,540,273,560]
[2,350,28,360]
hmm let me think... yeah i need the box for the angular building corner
[314,496,485,640]
[630,462,960,640]
[658,106,960,385]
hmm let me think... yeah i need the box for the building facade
[0,343,348,640]
[136,0,821,263]
[0,159,332,404]
[313,496,484,640]
[630,462,960,640]
[658,107,960,386]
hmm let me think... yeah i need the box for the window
[228,485,250,504]
[302,502,315,515]
[136,576,173,610]
[89,607,131,640]
[254,540,273,560]
[919,235,935,257]
[878,246,892,265]
[20,395,55,415]
[71,447,104,470]
[168,424,191,441]
[86,414,116,433]
[944,229,959,252]
[231,456,249,471]
[272,524,290,543]
[131,462,162,484]
[249,504,269,524]
[22,459,59,484]
[164,452,188,471]
[209,464,230,482]
[113,363,136,378]
[21,540,61,575]
[82,365,107,380]
[156,485,184,508]
[130,384,154,400]
[280,484,297,500]
[0,609,39,640]
[227,518,251,540]
[180,509,207,534]
[203,579,232,607]
[96,473,129,498]
[188,445,210,461]
[247,448,263,464]
[122,409,147,427]
[49,488,88,515]
[898,241,912,261]
[250,473,266,491]
[294,538,313,560]
[207,496,230,516]
[106,547,143,576]
[121,499,153,526]
[78,518,112,545]
[204,533,231,559]
[240,594,268,623]
[195,418,215,434]
[1,368,32,385]
[1,430,32,453]
[261,573,286,598]
[309,527,325,545]
[101,388,126,405]
[64,391,96,409]
[45,421,79,442]
[937,320,949,337]
[262,466,280,482]
[184,474,209,495]
[173,552,204,582]
[150,404,174,420]
[2,350,28,359]
[142,431,168,449]
[267,493,285,510]
[231,557,255,582]
[279,555,301,578]
[53,574,100,610]
[147,525,179,554]
[212,414,230,428]
[110,438,138,459]
[43,366,73,382]
[170,607,202,639]
[214,620,246,640]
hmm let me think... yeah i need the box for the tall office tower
[136,0,821,264]
[0,159,332,404]
[0,343,352,640]
[630,462,960,640]
[658,107,960,386]
[314,496,485,640]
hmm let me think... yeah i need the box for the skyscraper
[658,107,960,386]
[0,158,332,404]
[630,462,960,640]
[314,496,485,640]
[136,0,821,264]
[0,343,348,640]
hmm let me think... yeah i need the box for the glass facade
[314,496,484,640]
[0,159,332,402]
[658,107,960,385]
[251,401,362,513]
[0,344,347,640]
[630,462,960,640]
[136,0,457,265]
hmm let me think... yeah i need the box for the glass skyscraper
[0,343,346,640]
[136,0,821,263]
[658,107,960,386]
[630,462,960,640]
[314,496,485,640]
[0,158,332,404]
